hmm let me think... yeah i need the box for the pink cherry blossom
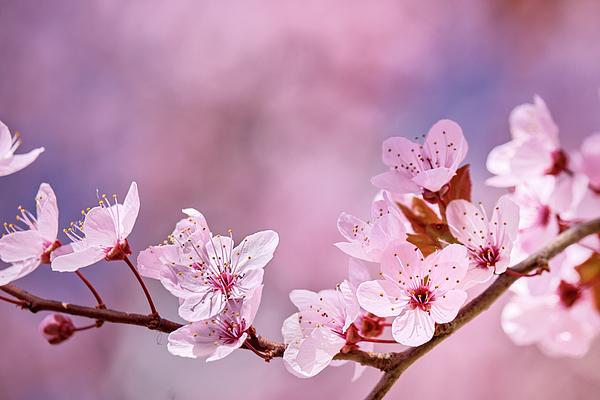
[372,120,468,195]
[335,193,407,262]
[282,280,360,378]
[357,242,468,347]
[157,222,278,321]
[137,208,211,280]
[502,246,600,358]
[446,197,519,288]
[486,95,567,187]
[51,181,139,272]
[0,183,60,285]
[573,132,600,191]
[509,175,587,254]
[0,120,44,176]
[167,285,263,361]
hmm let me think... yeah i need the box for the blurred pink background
[1,1,600,399]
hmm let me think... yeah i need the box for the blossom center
[104,239,132,261]
[472,246,500,270]
[558,280,581,308]
[408,283,434,312]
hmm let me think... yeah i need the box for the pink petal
[446,199,487,246]
[0,230,44,262]
[82,207,118,247]
[36,184,59,242]
[283,328,346,378]
[240,285,263,324]
[338,280,360,331]
[356,280,407,318]
[411,167,456,193]
[0,258,40,285]
[179,291,224,321]
[119,181,140,238]
[0,121,11,155]
[348,258,371,288]
[391,307,435,346]
[334,242,370,261]
[282,313,303,344]
[231,230,279,272]
[0,148,45,177]
[368,214,407,259]
[381,241,423,280]
[136,245,182,279]
[371,170,421,195]
[429,289,467,323]
[336,212,370,243]
[51,246,106,272]
[206,333,247,362]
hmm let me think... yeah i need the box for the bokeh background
[1,1,600,399]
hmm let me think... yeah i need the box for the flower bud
[39,314,75,345]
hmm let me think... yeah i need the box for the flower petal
[356,280,406,318]
[51,246,106,272]
[0,230,44,262]
[391,308,435,346]
[429,289,467,323]
[0,148,45,177]
[283,328,346,378]
[119,181,140,238]
[0,258,40,285]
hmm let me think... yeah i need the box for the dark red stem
[123,255,159,317]
[75,270,105,308]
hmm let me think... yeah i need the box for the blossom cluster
[1,95,599,382]
[137,209,278,360]
[488,96,600,357]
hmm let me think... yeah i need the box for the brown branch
[0,283,181,333]
[0,283,286,355]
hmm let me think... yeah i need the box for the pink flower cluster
[487,96,600,356]
[137,208,278,361]
[283,118,522,378]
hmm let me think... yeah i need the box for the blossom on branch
[446,197,519,288]
[0,183,60,285]
[282,279,360,378]
[51,181,140,272]
[139,209,278,321]
[371,120,468,196]
[357,242,468,346]
[0,120,44,176]
[167,285,263,361]
[137,208,210,280]
[335,193,407,262]
[502,247,600,358]
[486,95,568,187]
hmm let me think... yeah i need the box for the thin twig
[75,270,105,308]
[123,255,159,317]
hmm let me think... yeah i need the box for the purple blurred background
[1,1,600,399]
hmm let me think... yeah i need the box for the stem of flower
[123,255,159,318]
[243,339,273,361]
[436,193,447,223]
[74,321,101,332]
[0,293,26,306]
[75,270,105,308]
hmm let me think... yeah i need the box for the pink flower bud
[39,314,75,345]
